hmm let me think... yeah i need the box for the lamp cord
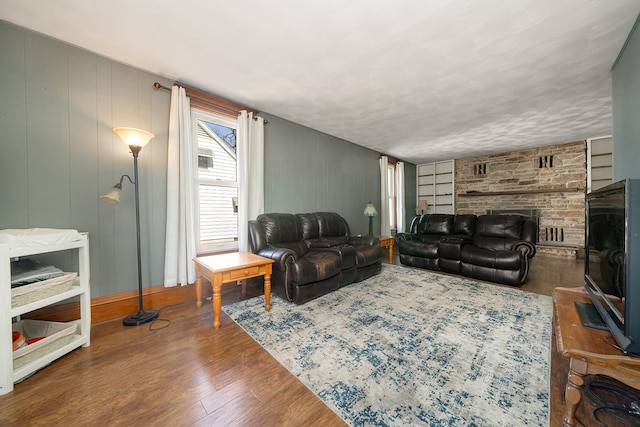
[148,316,171,331]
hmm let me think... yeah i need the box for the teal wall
[261,112,417,235]
[612,16,640,181]
[262,114,378,235]
[0,20,416,298]
[0,20,171,298]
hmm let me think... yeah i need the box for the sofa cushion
[461,245,522,270]
[355,244,383,267]
[439,238,464,259]
[451,214,477,237]
[474,215,524,240]
[293,251,342,285]
[398,240,439,258]
[417,214,453,235]
[316,212,350,238]
[259,213,303,243]
[472,236,520,252]
[308,236,350,247]
[297,213,320,240]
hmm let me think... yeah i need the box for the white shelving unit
[417,160,455,214]
[587,136,613,193]
[0,233,91,395]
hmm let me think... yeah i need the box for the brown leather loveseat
[248,212,382,304]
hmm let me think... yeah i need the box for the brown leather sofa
[396,214,537,286]
[248,212,382,304]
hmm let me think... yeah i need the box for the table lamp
[363,202,378,235]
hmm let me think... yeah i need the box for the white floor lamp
[101,127,159,326]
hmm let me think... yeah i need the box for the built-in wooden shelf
[458,187,583,197]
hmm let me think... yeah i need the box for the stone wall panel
[455,141,586,258]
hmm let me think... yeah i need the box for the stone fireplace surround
[455,141,586,259]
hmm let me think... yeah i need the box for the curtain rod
[153,82,267,123]
[380,154,402,164]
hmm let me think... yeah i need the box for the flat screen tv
[583,178,640,355]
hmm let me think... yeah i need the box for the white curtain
[237,111,265,252]
[396,161,405,233]
[164,86,197,287]
[379,156,391,236]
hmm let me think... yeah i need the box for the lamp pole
[122,144,158,326]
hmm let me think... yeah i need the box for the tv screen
[584,178,640,355]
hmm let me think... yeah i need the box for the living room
[2,2,640,425]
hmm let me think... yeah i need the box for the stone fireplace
[455,141,586,258]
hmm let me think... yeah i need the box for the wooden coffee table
[376,235,394,264]
[194,252,274,329]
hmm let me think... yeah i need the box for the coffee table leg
[388,240,394,264]
[212,274,222,329]
[264,274,271,311]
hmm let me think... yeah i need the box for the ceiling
[1,1,639,165]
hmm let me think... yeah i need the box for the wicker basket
[12,319,77,370]
[11,272,77,309]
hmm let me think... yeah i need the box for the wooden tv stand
[552,287,640,426]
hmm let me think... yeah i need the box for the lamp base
[123,309,159,326]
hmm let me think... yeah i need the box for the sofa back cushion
[475,215,524,239]
[297,213,320,240]
[316,212,350,238]
[473,215,524,251]
[417,214,453,235]
[451,214,477,237]
[257,213,308,257]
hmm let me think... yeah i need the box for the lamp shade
[363,202,378,217]
[416,200,429,212]
[100,185,122,204]
[114,127,154,148]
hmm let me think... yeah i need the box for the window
[192,109,239,253]
[198,147,214,170]
[387,163,397,232]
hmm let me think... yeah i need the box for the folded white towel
[0,228,81,249]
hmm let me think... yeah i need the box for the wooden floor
[0,252,583,426]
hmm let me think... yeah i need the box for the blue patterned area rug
[223,264,552,426]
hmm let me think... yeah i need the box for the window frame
[387,161,398,233]
[191,108,239,254]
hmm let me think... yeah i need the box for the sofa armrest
[394,233,416,243]
[349,235,379,246]
[256,247,296,271]
[513,241,536,258]
[439,237,465,259]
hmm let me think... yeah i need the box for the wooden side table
[194,252,274,329]
[376,235,394,264]
[552,287,640,425]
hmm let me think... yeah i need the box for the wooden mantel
[458,187,583,197]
